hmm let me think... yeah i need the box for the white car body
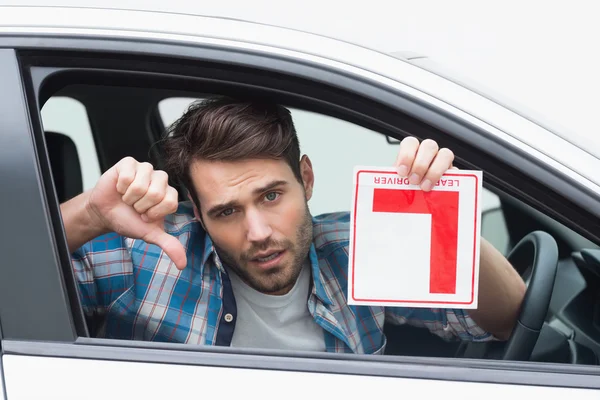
[0,4,599,398]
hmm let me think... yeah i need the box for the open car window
[33,75,599,364]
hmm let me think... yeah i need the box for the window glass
[40,96,101,191]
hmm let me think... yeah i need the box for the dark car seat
[45,131,84,203]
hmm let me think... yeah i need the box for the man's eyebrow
[253,180,288,196]
[206,200,239,218]
[206,180,289,217]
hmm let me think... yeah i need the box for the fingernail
[409,173,420,185]
[421,179,433,192]
[397,165,409,177]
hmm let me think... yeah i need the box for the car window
[158,97,510,250]
[23,58,598,362]
[17,73,599,379]
[40,96,101,192]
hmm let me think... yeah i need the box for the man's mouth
[255,252,281,262]
[250,250,286,268]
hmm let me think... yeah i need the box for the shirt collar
[308,243,334,306]
[198,232,223,274]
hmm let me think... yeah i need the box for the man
[61,96,526,354]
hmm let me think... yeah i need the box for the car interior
[37,75,600,366]
[45,131,83,204]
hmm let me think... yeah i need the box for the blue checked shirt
[72,201,493,354]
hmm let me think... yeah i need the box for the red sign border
[350,170,479,305]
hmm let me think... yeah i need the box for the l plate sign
[347,167,482,309]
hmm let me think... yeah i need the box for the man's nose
[245,209,273,243]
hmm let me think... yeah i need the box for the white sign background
[348,167,482,309]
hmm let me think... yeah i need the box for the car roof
[0,4,402,64]
[1,4,599,191]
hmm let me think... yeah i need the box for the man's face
[190,157,315,295]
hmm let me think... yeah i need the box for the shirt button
[224,313,234,323]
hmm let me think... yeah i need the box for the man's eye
[265,192,280,202]
[220,208,235,217]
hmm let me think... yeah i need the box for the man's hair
[162,96,302,210]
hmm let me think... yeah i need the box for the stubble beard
[214,204,313,295]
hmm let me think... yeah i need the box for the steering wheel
[457,231,558,361]
[500,230,559,360]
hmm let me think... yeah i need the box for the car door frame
[1,34,600,393]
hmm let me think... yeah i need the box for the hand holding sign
[348,138,481,308]
[394,137,457,191]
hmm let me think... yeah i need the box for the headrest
[45,131,83,203]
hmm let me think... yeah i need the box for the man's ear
[300,155,315,201]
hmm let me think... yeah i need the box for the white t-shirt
[228,260,326,352]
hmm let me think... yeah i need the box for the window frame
[0,48,83,343]
[2,35,600,389]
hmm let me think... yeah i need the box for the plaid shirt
[72,201,493,354]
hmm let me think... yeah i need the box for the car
[1,3,600,398]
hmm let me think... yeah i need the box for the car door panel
[2,340,600,397]
[4,354,600,399]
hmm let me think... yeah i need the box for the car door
[1,7,600,398]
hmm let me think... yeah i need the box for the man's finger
[115,157,138,194]
[394,136,420,177]
[421,148,455,191]
[407,139,439,185]
[143,228,188,270]
[143,186,179,221]
[133,170,170,214]
[122,162,154,206]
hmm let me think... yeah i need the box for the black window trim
[1,36,599,388]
